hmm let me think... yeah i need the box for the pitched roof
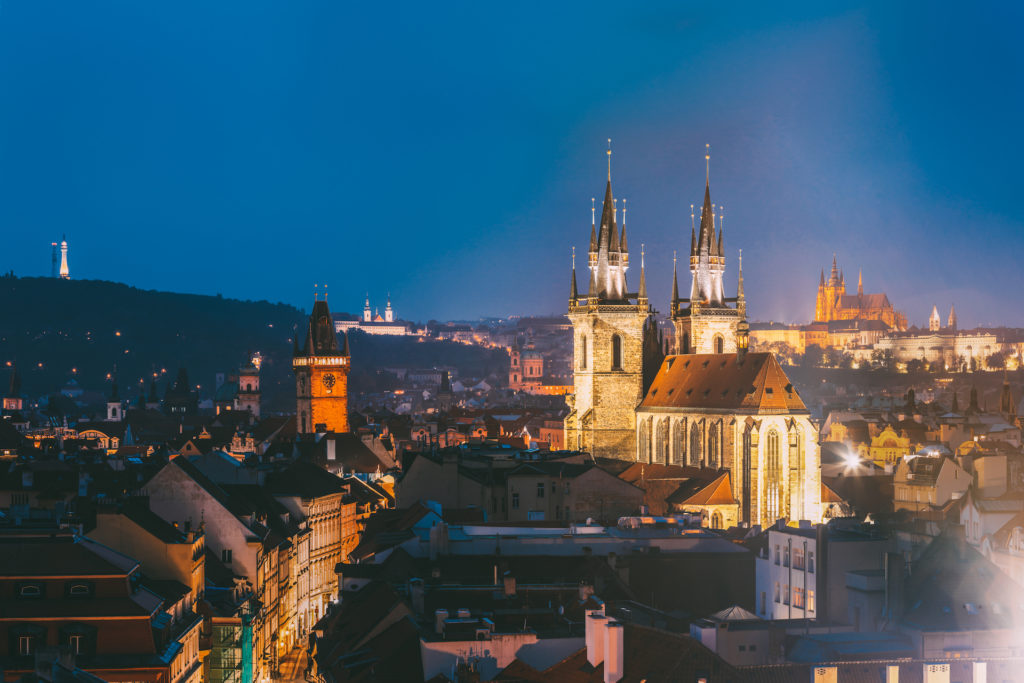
[677,472,737,506]
[640,353,806,412]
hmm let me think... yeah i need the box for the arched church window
[655,420,668,464]
[672,420,685,465]
[708,422,720,469]
[580,335,588,370]
[711,512,723,530]
[638,418,651,463]
[682,332,691,355]
[611,335,623,370]
[714,334,724,354]
[765,429,782,524]
[689,423,702,467]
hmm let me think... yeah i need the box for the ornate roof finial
[622,198,627,227]
[324,284,328,300]
[671,250,679,304]
[572,246,576,271]
[313,283,318,301]
[570,247,578,302]
[591,197,596,225]
[613,198,618,223]
[705,143,710,181]
[738,249,745,303]
[690,203,695,229]
[607,138,612,181]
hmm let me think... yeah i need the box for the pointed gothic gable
[639,353,807,412]
[679,472,737,506]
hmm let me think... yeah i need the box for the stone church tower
[670,150,745,354]
[294,298,351,434]
[564,150,662,460]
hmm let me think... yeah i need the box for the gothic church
[564,149,822,528]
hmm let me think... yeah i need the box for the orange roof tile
[821,480,846,504]
[639,352,806,413]
[679,472,737,506]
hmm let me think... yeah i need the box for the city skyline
[1,2,1022,326]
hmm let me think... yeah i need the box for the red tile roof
[639,353,806,412]
[678,472,737,506]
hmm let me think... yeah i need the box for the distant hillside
[0,276,307,412]
[0,276,509,413]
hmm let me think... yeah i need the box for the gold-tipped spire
[705,143,710,181]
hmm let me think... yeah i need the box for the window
[689,423,702,467]
[794,587,805,609]
[710,512,723,530]
[682,332,690,354]
[783,584,790,605]
[808,551,815,573]
[764,429,782,524]
[672,420,686,466]
[714,334,724,354]
[739,645,746,652]
[564,483,570,494]
[774,545,780,566]
[67,582,92,597]
[760,591,766,615]
[708,422,720,468]
[580,335,588,370]
[555,505,560,519]
[18,584,42,599]
[773,582,780,603]
[783,545,790,568]
[512,493,520,510]
[807,590,816,613]
[611,334,623,370]
[19,635,32,656]
[536,483,545,498]
[222,549,232,564]
[69,635,83,654]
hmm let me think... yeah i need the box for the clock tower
[293,298,351,434]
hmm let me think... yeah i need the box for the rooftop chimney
[586,613,608,667]
[604,620,624,683]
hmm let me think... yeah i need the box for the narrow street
[276,646,308,683]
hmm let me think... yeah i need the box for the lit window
[807,590,816,612]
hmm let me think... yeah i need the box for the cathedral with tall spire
[814,255,907,330]
[670,145,745,354]
[563,142,663,460]
[564,144,823,527]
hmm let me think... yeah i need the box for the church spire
[619,198,628,253]
[819,269,825,287]
[857,270,863,297]
[589,198,597,253]
[948,304,957,330]
[570,247,578,303]
[829,254,839,286]
[737,249,745,309]
[638,244,647,302]
[671,251,679,303]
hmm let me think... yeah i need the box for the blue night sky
[1,2,1022,326]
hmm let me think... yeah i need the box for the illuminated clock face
[321,373,336,390]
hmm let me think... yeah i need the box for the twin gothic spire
[572,144,743,313]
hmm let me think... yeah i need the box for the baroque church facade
[564,149,822,528]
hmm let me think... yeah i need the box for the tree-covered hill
[0,276,509,413]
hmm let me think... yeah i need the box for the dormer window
[18,583,42,599]
[67,582,93,597]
